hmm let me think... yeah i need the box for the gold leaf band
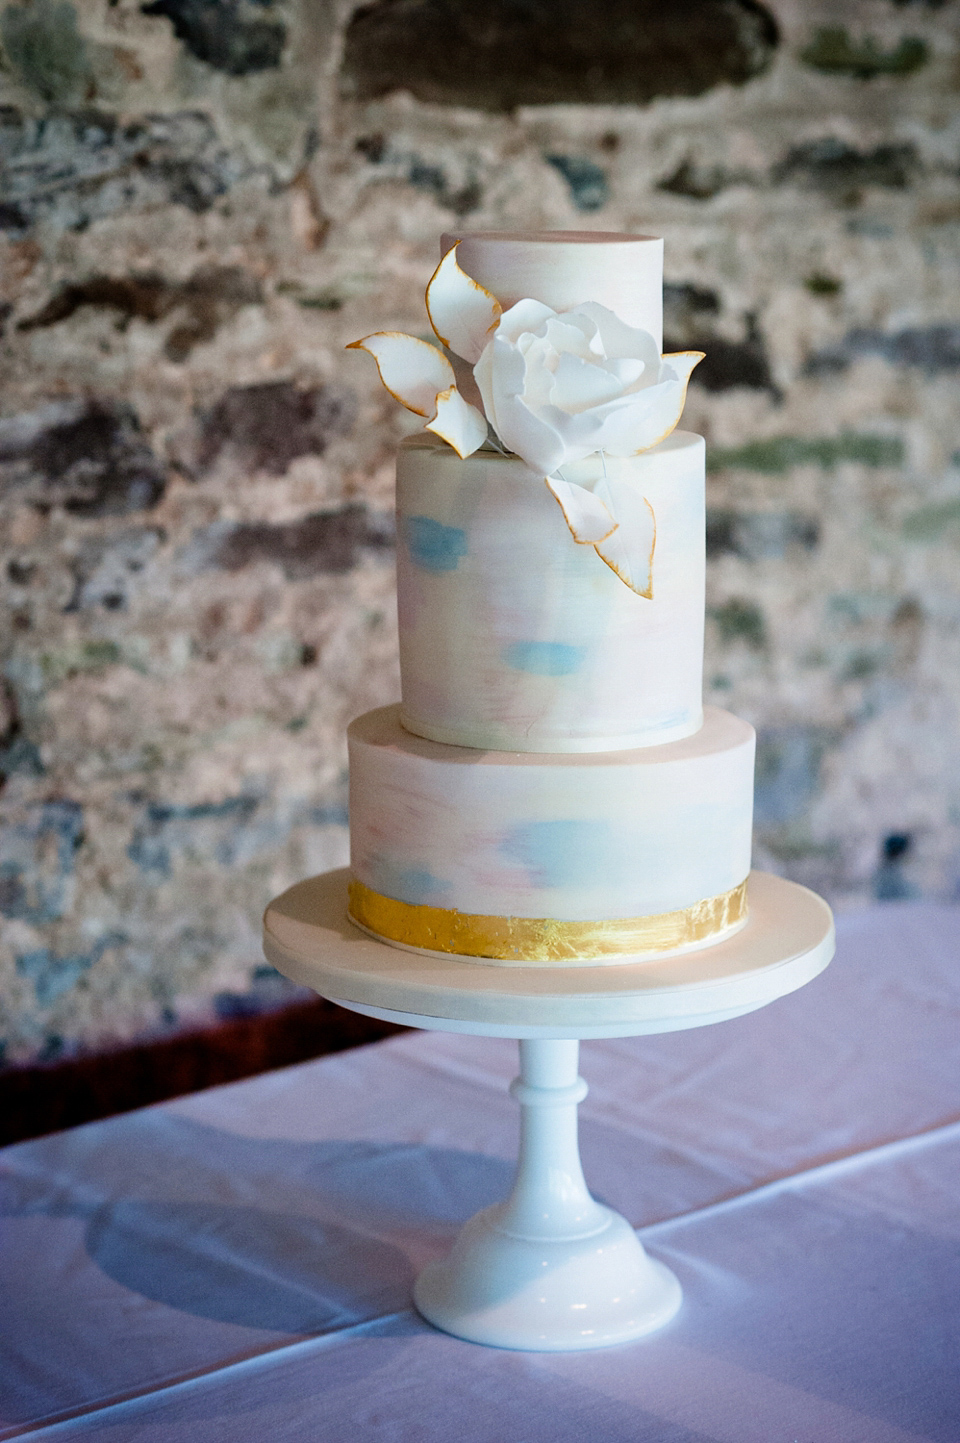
[347,877,748,966]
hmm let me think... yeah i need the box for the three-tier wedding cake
[346,231,754,969]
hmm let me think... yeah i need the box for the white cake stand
[263,868,833,1352]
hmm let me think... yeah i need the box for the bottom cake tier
[347,705,755,967]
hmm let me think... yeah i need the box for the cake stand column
[413,1038,682,1351]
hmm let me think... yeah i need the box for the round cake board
[263,868,834,1039]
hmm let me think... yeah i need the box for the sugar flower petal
[574,302,662,369]
[582,379,684,456]
[474,300,702,471]
[540,315,597,362]
[626,350,704,453]
[545,474,618,544]
[583,350,704,456]
[426,244,502,364]
[535,401,609,462]
[498,393,568,475]
[495,298,557,346]
[347,332,455,417]
[426,386,489,459]
[472,334,499,431]
[549,351,632,414]
[661,350,705,388]
[476,335,567,474]
[594,482,656,599]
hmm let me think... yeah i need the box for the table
[2,901,959,1440]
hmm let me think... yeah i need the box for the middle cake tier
[397,429,705,754]
[348,704,755,966]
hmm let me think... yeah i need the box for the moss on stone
[709,598,767,650]
[800,27,928,79]
[294,290,344,311]
[0,0,91,105]
[40,639,122,683]
[759,826,841,862]
[841,649,886,681]
[804,273,842,296]
[707,433,904,474]
[902,496,960,542]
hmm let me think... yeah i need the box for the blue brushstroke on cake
[395,868,450,904]
[500,819,624,889]
[404,516,468,573]
[368,854,450,905]
[503,641,586,676]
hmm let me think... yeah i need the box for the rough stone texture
[1,0,959,1063]
[341,0,781,110]
[17,265,265,361]
[140,0,287,78]
[0,107,263,235]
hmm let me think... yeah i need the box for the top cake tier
[443,231,664,348]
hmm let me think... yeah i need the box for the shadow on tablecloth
[0,1115,514,1430]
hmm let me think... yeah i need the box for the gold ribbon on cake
[348,877,748,965]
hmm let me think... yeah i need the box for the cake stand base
[415,1206,681,1351]
[263,870,833,1350]
[413,1037,681,1351]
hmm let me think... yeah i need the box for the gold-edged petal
[426,386,489,459]
[426,243,502,364]
[346,332,455,416]
[661,350,705,389]
[594,492,656,599]
[545,474,618,545]
[631,351,704,454]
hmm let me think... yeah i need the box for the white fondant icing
[444,232,664,349]
[349,704,754,925]
[397,431,705,753]
[343,230,762,973]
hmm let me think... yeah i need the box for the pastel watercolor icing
[349,704,754,928]
[345,229,754,966]
[499,820,622,889]
[402,516,469,573]
[397,430,705,752]
[502,643,586,677]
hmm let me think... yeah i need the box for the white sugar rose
[348,241,703,596]
[474,299,701,477]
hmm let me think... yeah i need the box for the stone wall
[1,0,958,1064]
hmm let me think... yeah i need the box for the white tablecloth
[2,902,959,1441]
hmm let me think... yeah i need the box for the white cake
[347,231,754,966]
[452,231,664,345]
[396,431,705,752]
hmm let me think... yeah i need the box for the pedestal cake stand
[263,867,833,1352]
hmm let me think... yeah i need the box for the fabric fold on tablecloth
[2,902,959,1440]
[14,1119,960,1442]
